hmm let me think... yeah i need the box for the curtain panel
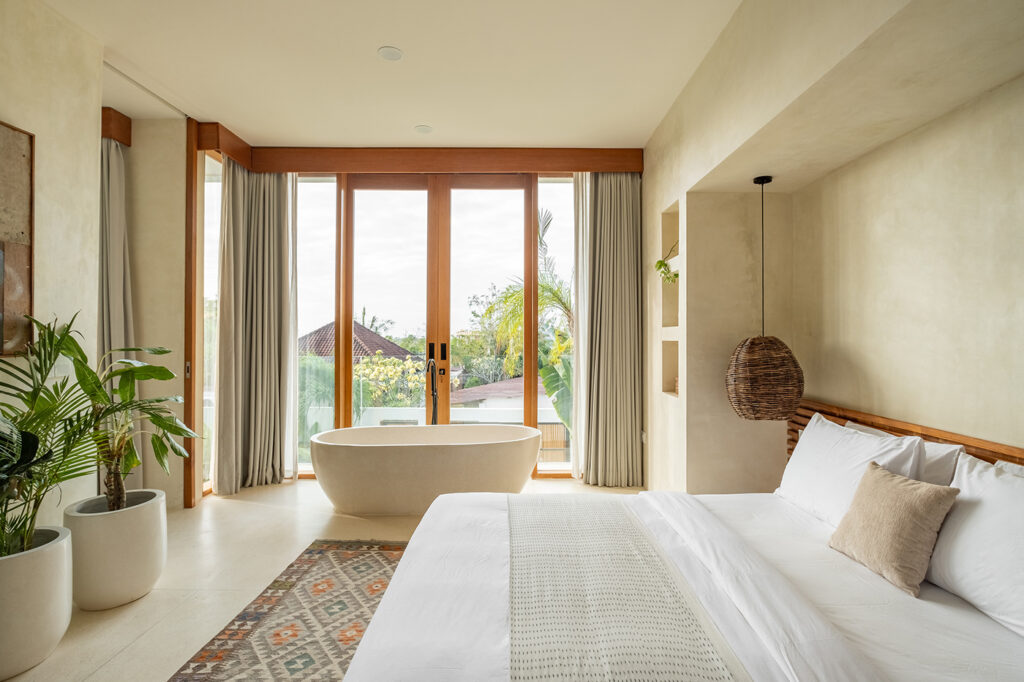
[99,138,140,488]
[580,172,643,487]
[214,159,296,495]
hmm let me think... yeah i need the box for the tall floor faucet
[425,358,438,425]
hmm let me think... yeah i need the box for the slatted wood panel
[788,399,1024,466]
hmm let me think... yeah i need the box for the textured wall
[642,0,909,490]
[126,119,188,509]
[790,75,1024,450]
[685,193,793,493]
[0,0,103,524]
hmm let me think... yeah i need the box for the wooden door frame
[183,119,199,508]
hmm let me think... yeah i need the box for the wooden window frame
[187,123,610,501]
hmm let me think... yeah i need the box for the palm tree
[487,209,573,348]
[485,209,574,429]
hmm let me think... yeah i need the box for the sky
[204,172,574,339]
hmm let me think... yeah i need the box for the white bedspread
[347,492,882,681]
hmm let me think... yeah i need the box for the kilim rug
[171,540,406,681]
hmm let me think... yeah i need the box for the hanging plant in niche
[655,241,678,283]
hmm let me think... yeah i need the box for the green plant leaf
[110,359,175,381]
[111,346,172,356]
[117,373,136,403]
[72,358,110,405]
[121,438,141,474]
[59,327,89,366]
[145,411,198,438]
[150,433,169,474]
[165,435,189,460]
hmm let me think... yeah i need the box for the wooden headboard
[788,399,1024,467]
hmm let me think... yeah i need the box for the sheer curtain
[99,138,141,488]
[578,172,644,487]
[571,173,591,479]
[213,159,296,495]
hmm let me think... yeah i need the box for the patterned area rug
[172,540,406,681]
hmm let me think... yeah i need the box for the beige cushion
[829,462,959,596]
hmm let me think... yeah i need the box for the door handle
[428,342,435,360]
[441,343,447,361]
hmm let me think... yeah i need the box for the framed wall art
[0,119,33,354]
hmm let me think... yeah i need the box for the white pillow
[845,420,962,486]
[927,454,1024,637]
[776,413,924,527]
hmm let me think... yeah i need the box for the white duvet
[348,491,903,681]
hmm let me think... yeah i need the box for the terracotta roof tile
[297,322,415,359]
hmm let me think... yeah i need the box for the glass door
[448,179,528,427]
[348,176,429,427]
[327,174,544,458]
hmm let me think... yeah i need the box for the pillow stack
[776,413,960,597]
[779,413,1023,625]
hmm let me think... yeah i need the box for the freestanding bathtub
[310,424,541,515]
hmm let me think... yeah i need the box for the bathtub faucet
[425,358,438,425]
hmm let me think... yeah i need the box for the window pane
[296,177,337,468]
[450,189,525,426]
[537,178,574,470]
[352,190,428,427]
[202,156,221,484]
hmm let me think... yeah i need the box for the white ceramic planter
[0,526,72,680]
[63,489,167,611]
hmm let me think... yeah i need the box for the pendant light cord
[761,181,765,338]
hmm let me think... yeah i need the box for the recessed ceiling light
[414,124,433,134]
[377,46,403,61]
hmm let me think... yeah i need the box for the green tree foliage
[484,208,574,431]
[298,352,334,443]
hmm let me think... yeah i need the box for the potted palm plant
[62,340,196,610]
[0,317,98,679]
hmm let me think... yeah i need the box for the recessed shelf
[661,340,678,396]
[660,205,680,328]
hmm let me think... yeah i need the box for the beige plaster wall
[643,0,910,490]
[790,74,1024,450]
[0,0,103,524]
[126,119,187,509]
[685,193,793,493]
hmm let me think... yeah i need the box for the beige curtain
[213,159,295,495]
[571,172,590,479]
[99,138,141,489]
[581,172,643,487]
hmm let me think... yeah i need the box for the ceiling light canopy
[377,45,403,61]
[414,124,433,134]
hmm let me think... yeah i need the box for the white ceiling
[101,64,183,120]
[47,0,740,148]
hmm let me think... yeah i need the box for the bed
[346,401,1024,681]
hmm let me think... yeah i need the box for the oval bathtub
[310,424,541,515]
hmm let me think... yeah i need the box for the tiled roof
[450,376,546,404]
[297,322,415,359]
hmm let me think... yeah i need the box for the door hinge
[185,361,192,379]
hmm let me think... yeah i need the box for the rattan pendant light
[726,176,804,420]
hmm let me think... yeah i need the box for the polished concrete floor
[15,478,639,681]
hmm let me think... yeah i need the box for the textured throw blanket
[507,495,750,681]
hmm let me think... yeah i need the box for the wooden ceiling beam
[196,122,253,170]
[250,146,642,174]
[194,122,642,173]
[101,107,132,147]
